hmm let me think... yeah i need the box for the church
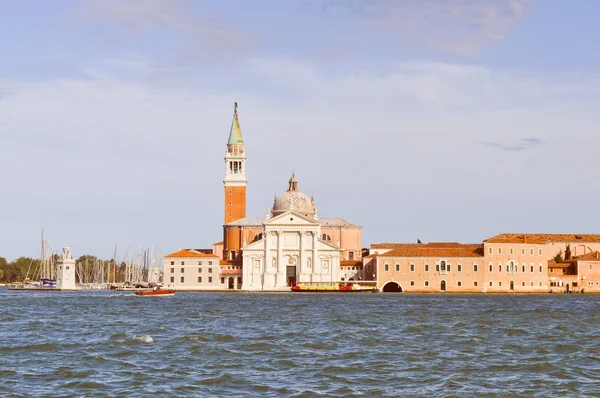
[163,103,363,291]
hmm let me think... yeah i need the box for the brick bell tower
[223,102,247,225]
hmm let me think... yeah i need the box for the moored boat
[135,288,175,296]
[291,281,378,292]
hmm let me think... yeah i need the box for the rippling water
[1,289,600,397]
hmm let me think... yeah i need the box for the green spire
[227,102,244,145]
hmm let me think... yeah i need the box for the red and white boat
[135,288,175,296]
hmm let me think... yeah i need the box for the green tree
[565,244,572,260]
[553,250,564,264]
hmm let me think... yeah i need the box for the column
[277,231,284,287]
[312,232,319,282]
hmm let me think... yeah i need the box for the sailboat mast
[41,228,45,280]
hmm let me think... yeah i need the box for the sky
[1,0,600,261]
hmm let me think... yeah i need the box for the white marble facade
[242,211,341,290]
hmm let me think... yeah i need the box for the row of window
[171,267,214,274]
[406,280,544,288]
[170,260,214,266]
[489,264,543,273]
[170,276,237,284]
[384,262,472,272]
[384,262,545,273]
[488,247,543,256]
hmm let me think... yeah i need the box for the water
[1,289,600,397]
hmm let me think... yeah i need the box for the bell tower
[223,102,247,224]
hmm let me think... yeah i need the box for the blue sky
[1,0,599,261]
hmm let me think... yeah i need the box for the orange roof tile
[340,260,362,267]
[569,251,600,262]
[485,233,600,244]
[213,241,224,245]
[165,249,218,258]
[372,243,484,258]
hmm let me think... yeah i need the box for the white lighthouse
[56,247,77,290]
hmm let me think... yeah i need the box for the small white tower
[56,247,77,290]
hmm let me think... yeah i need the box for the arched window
[322,234,331,241]
[440,261,446,272]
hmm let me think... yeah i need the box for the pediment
[264,211,320,226]
[242,238,265,251]
[318,238,342,251]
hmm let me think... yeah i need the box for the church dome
[272,173,316,216]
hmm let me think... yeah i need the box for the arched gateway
[382,281,403,292]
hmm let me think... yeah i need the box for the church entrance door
[286,266,297,287]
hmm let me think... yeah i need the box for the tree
[417,239,422,244]
[553,250,564,264]
[565,244,572,260]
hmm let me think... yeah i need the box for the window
[474,264,478,272]
[522,282,525,286]
[410,281,415,286]
[221,277,225,284]
[522,265,525,273]
[530,281,534,286]
[229,201,232,206]
[539,265,542,272]
[181,277,185,283]
[231,251,236,259]
[530,248,534,255]
[170,261,174,265]
[181,268,184,273]
[208,261,213,265]
[447,264,451,272]
[521,248,525,255]
[395,263,400,272]
[539,281,542,287]
[499,281,502,287]
[424,281,429,287]
[458,264,462,272]
[209,268,213,273]
[170,268,174,273]
[170,276,174,283]
[488,247,493,254]
[181,261,185,265]
[198,277,202,283]
[538,249,543,256]
[349,252,355,260]
[474,281,478,287]
[457,281,462,287]
[489,281,493,286]
[425,263,429,272]
[322,234,332,241]
[209,277,213,283]
[440,261,446,272]
[489,264,493,272]
[66,266,69,270]
[198,268,202,273]
[498,248,502,255]
[498,265,502,272]
[410,263,415,272]
[198,261,202,265]
[384,263,389,272]
[436,263,440,272]
[510,248,514,255]
[530,265,534,272]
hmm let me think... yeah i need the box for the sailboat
[9,229,57,290]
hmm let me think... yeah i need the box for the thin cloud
[311,0,535,56]
[77,0,258,64]
[479,137,545,152]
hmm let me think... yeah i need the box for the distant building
[56,247,76,290]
